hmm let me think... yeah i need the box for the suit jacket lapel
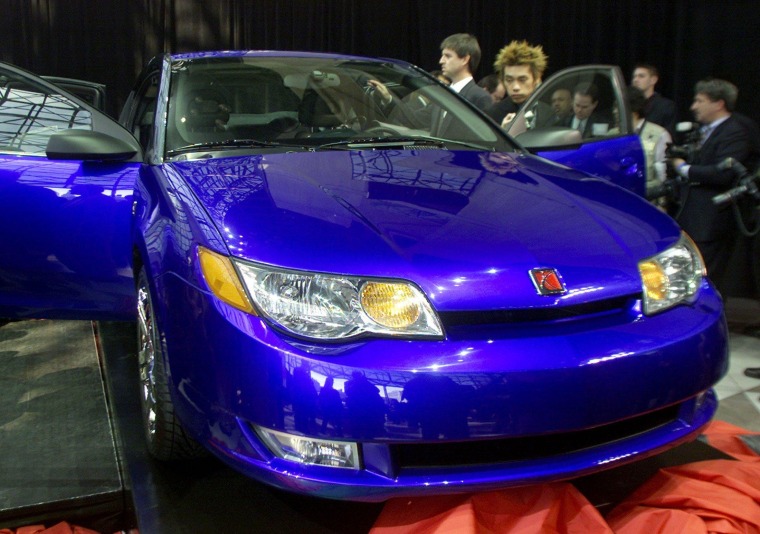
[694,120,728,164]
[458,80,472,99]
[700,120,726,151]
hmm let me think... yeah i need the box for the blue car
[0,52,727,501]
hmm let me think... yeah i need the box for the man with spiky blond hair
[486,40,549,127]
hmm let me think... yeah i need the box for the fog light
[254,426,360,469]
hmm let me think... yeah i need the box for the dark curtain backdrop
[2,0,759,122]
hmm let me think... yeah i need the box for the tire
[136,267,206,460]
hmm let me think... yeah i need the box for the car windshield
[165,55,515,156]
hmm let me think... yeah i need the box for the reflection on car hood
[168,150,680,310]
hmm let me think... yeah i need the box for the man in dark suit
[569,83,611,138]
[670,86,760,382]
[419,33,491,137]
[367,34,489,111]
[670,79,752,296]
[367,33,490,135]
[437,33,492,112]
[632,64,676,135]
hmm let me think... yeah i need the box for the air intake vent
[439,294,636,327]
[391,403,680,470]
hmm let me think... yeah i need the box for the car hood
[169,150,680,310]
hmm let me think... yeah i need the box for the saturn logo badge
[529,268,566,296]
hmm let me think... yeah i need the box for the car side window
[508,67,628,143]
[0,67,93,155]
[127,75,159,152]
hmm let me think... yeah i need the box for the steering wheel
[268,116,300,134]
[363,122,400,137]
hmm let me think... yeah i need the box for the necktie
[699,125,714,147]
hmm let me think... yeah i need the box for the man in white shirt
[366,33,491,136]
[437,33,492,111]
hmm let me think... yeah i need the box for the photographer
[669,78,753,296]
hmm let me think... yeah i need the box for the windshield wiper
[317,135,492,152]
[166,138,302,157]
[316,136,438,150]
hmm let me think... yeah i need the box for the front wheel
[136,267,205,460]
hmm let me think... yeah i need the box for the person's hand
[366,80,392,105]
[501,113,516,128]
[668,157,689,179]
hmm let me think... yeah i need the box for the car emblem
[529,268,566,295]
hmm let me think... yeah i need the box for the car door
[506,65,645,197]
[0,62,141,320]
[43,76,108,113]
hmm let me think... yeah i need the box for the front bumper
[158,275,728,500]
[220,391,715,501]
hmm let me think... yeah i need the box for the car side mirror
[46,130,138,162]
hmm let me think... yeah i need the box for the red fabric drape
[606,459,760,533]
[370,483,612,533]
[0,522,101,534]
[371,421,760,533]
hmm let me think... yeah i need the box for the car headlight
[230,259,443,341]
[638,232,705,315]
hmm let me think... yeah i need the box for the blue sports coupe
[0,51,727,501]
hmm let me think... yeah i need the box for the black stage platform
[0,320,131,532]
[0,320,733,533]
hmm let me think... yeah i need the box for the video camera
[645,122,701,204]
[646,173,683,203]
[712,158,760,205]
[711,157,760,237]
[664,121,701,162]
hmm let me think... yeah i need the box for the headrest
[184,89,231,130]
[298,90,342,128]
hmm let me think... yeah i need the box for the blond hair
[494,40,548,81]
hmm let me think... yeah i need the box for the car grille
[439,294,637,328]
[390,403,680,470]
